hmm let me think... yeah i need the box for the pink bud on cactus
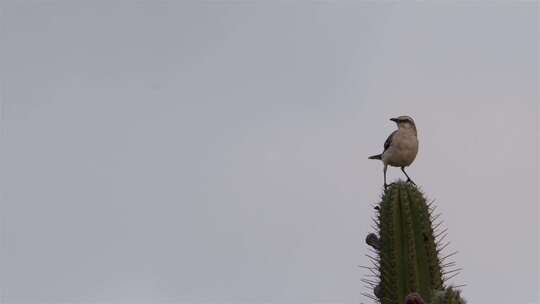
[405,292,425,304]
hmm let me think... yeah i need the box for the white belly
[382,132,418,167]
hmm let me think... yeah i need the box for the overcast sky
[1,2,538,304]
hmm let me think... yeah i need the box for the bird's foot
[384,183,388,190]
[406,178,416,185]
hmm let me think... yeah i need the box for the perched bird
[369,116,419,189]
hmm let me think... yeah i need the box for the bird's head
[390,115,416,132]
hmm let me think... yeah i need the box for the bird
[368,115,419,189]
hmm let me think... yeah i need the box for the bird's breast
[383,133,418,167]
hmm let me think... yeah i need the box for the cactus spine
[363,181,463,303]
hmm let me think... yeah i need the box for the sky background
[1,2,538,304]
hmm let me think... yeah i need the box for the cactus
[430,287,466,304]
[362,181,463,304]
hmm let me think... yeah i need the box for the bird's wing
[383,130,397,153]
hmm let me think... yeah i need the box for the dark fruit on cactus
[366,233,381,251]
[374,284,383,299]
[372,181,445,303]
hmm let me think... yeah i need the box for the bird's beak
[390,118,398,122]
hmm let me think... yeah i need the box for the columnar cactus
[362,181,464,304]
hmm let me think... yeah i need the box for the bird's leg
[401,167,416,185]
[383,164,388,189]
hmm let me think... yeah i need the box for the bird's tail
[368,154,382,160]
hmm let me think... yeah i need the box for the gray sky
[1,2,538,304]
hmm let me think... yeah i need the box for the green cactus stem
[430,287,467,304]
[363,181,461,303]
